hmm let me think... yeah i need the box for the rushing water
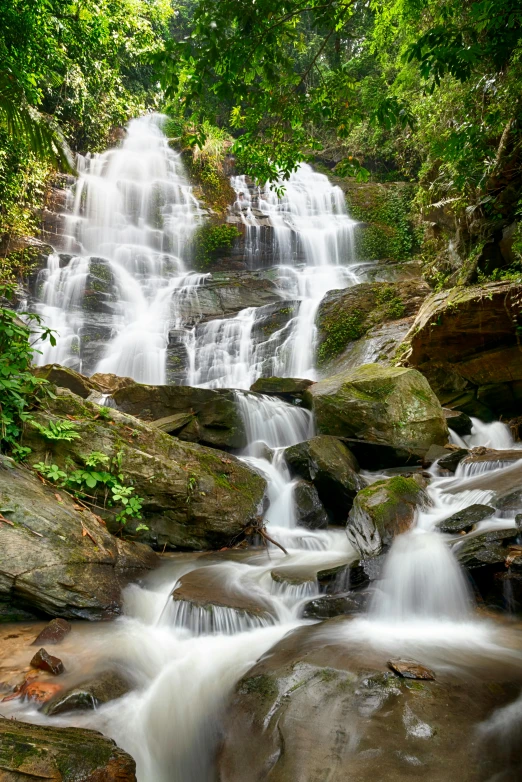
[14,117,522,777]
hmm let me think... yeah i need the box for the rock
[437,448,469,473]
[462,448,522,464]
[318,560,369,592]
[422,443,454,466]
[454,527,518,570]
[400,281,522,418]
[150,411,196,434]
[90,372,135,393]
[316,279,430,373]
[0,717,136,780]
[495,489,522,514]
[217,620,520,782]
[250,377,313,405]
[22,390,266,551]
[30,648,64,676]
[171,565,274,632]
[305,364,448,464]
[301,591,369,619]
[388,659,435,680]
[32,618,71,646]
[443,408,473,436]
[32,363,99,398]
[436,504,495,534]
[284,435,364,521]
[293,481,329,530]
[43,670,131,716]
[347,475,429,557]
[111,382,246,449]
[0,454,158,620]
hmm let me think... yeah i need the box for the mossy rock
[0,717,136,780]
[305,364,448,460]
[346,475,429,557]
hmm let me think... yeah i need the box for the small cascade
[450,417,518,450]
[34,114,204,382]
[369,531,472,622]
[165,600,274,635]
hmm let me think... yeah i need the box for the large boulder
[400,281,522,419]
[0,717,136,781]
[347,475,429,557]
[304,364,448,463]
[250,376,313,406]
[111,382,246,450]
[316,279,430,374]
[284,435,364,522]
[32,363,100,399]
[22,390,265,551]
[0,455,157,621]
[217,620,522,782]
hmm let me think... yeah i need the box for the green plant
[192,223,241,271]
[33,418,81,442]
[0,283,56,452]
[32,448,147,531]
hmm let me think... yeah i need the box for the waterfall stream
[11,116,522,778]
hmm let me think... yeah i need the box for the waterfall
[34,114,203,383]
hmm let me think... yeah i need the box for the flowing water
[13,117,522,777]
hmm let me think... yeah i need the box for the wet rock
[171,565,274,631]
[400,281,522,418]
[455,527,518,569]
[0,454,158,620]
[347,475,429,557]
[317,560,369,592]
[422,443,454,466]
[43,670,131,716]
[443,408,473,436]
[112,382,246,449]
[315,279,430,374]
[32,618,71,646]
[302,591,369,619]
[305,364,448,464]
[437,504,495,533]
[495,489,522,514]
[250,377,313,406]
[90,372,135,393]
[22,390,265,551]
[32,363,99,398]
[437,448,469,473]
[284,435,364,521]
[388,659,435,680]
[30,648,65,676]
[217,620,519,782]
[462,448,522,464]
[0,716,137,780]
[293,480,329,530]
[2,674,63,705]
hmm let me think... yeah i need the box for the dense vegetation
[1,0,521,280]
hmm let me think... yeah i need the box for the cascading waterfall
[34,114,203,383]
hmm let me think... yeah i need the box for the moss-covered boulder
[32,363,100,399]
[316,279,430,373]
[111,382,246,449]
[305,364,448,463]
[347,475,429,557]
[218,619,520,782]
[22,390,265,551]
[399,281,522,419]
[0,717,136,780]
[0,454,157,620]
[284,435,364,522]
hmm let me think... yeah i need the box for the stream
[6,113,522,780]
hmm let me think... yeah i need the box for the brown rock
[90,372,135,393]
[32,618,71,646]
[388,659,435,680]
[30,648,65,676]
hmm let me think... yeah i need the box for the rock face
[316,279,430,374]
[305,364,448,463]
[347,476,429,557]
[400,281,522,419]
[217,620,519,782]
[0,717,136,781]
[111,382,246,450]
[0,455,158,620]
[284,435,364,522]
[22,390,266,551]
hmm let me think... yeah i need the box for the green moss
[317,308,365,366]
[192,222,241,271]
[238,674,278,699]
